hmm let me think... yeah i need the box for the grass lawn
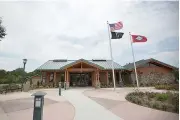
[126,91,179,113]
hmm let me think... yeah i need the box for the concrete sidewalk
[62,89,123,120]
[84,88,179,120]
[0,90,75,120]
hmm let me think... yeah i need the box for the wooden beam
[68,68,95,72]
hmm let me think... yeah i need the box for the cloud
[156,36,179,53]
[0,1,178,72]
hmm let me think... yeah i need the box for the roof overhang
[61,59,104,70]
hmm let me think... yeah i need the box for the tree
[0,68,40,84]
[0,69,7,79]
[0,18,6,41]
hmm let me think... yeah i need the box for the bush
[156,93,168,101]
[145,92,157,99]
[126,91,179,113]
[152,101,160,109]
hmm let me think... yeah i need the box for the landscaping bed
[0,84,22,94]
[125,92,179,113]
[155,84,179,91]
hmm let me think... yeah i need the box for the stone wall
[31,76,41,85]
[23,81,31,92]
[100,72,107,84]
[135,72,176,86]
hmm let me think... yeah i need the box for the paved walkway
[83,88,179,120]
[0,89,75,120]
[62,88,123,120]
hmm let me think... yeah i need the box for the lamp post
[23,59,27,71]
[21,59,27,91]
[31,91,47,120]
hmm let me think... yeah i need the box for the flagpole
[129,32,139,90]
[107,21,116,91]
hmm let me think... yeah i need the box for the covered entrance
[40,59,124,88]
[70,73,92,87]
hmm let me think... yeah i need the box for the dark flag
[111,32,124,39]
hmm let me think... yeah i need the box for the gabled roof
[60,59,104,70]
[123,58,178,70]
[37,59,124,71]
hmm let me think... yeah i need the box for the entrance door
[70,73,91,87]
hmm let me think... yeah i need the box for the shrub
[152,101,160,109]
[161,103,169,111]
[145,92,157,99]
[126,91,179,113]
[156,93,168,101]
[168,92,179,113]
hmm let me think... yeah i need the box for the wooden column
[40,71,43,83]
[81,62,82,73]
[67,70,69,88]
[67,70,69,82]
[66,71,69,82]
[119,71,122,82]
[96,69,100,86]
[97,71,100,83]
[65,70,67,82]
[95,70,97,85]
[46,72,50,84]
[106,71,109,85]
[119,71,123,86]
[91,72,94,87]
[54,72,56,83]
[114,71,117,84]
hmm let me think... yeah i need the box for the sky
[0,0,179,72]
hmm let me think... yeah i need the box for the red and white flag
[131,35,147,43]
[109,21,123,31]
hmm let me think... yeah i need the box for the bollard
[59,82,61,96]
[31,91,47,120]
[64,81,66,90]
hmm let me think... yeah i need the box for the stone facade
[137,72,175,86]
[130,69,176,86]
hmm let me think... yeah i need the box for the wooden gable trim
[62,59,104,70]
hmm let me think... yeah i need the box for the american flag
[109,21,123,31]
